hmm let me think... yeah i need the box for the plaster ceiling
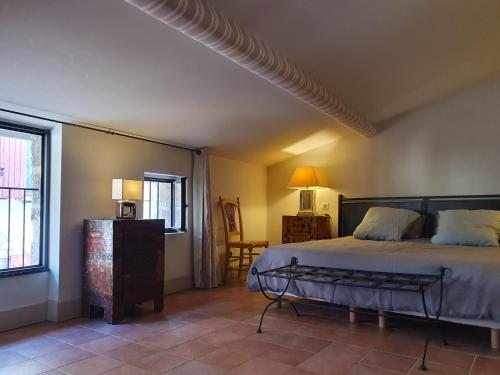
[1,0,499,165]
[212,0,500,124]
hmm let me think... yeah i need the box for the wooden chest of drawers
[282,215,332,244]
[82,219,165,323]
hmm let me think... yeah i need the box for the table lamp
[112,179,143,219]
[287,166,328,215]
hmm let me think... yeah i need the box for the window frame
[143,175,187,234]
[0,121,50,278]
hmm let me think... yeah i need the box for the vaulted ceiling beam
[124,0,377,137]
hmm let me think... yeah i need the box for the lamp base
[116,200,136,219]
[298,189,316,216]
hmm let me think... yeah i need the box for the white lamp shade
[112,179,143,201]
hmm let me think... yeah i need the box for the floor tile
[111,325,159,342]
[133,351,189,373]
[78,320,128,336]
[77,336,130,355]
[46,326,107,345]
[231,357,292,375]
[471,356,500,374]
[376,338,424,358]
[284,368,318,375]
[408,360,468,374]
[137,332,189,350]
[1,280,498,375]
[165,339,218,359]
[228,337,283,357]
[200,347,256,370]
[197,330,247,346]
[216,323,258,337]
[35,347,93,368]
[298,342,370,375]
[104,343,159,366]
[192,317,237,330]
[165,360,228,374]
[135,318,187,333]
[0,359,52,375]
[348,363,405,375]
[361,350,417,373]
[100,364,152,375]
[10,336,73,359]
[259,346,312,366]
[425,346,475,369]
[168,324,214,340]
[0,350,29,368]
[296,323,349,341]
[281,334,331,353]
[59,355,122,375]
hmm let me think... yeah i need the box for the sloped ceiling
[211,0,500,124]
[0,0,499,165]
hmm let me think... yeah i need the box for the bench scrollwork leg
[253,257,300,334]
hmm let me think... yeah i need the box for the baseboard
[165,275,193,294]
[0,302,47,332]
[1,280,190,331]
[47,298,81,322]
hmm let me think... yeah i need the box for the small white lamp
[287,166,328,215]
[112,179,143,219]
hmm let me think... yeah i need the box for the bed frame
[337,194,500,349]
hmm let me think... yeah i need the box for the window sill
[165,229,187,236]
[0,266,49,278]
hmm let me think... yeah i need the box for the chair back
[219,197,244,244]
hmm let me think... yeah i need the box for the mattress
[247,236,500,322]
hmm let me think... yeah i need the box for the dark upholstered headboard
[338,194,500,238]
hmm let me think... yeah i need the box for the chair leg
[224,246,231,284]
[237,248,244,279]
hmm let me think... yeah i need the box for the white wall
[267,79,500,244]
[0,116,195,329]
[209,154,268,262]
[54,126,194,319]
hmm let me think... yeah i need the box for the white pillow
[353,207,421,241]
[431,209,500,247]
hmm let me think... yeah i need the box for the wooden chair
[219,196,268,283]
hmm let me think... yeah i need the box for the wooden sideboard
[82,219,165,324]
[282,215,332,244]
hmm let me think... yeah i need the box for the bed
[247,194,500,348]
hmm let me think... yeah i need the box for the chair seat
[229,240,269,248]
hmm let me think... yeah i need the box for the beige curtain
[193,149,221,288]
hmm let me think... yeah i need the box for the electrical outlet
[321,202,329,210]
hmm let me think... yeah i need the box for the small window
[0,122,49,276]
[143,173,187,233]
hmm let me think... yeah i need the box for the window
[143,174,187,233]
[0,122,49,276]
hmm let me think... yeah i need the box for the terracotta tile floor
[1,279,500,374]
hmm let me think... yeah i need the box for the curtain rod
[0,107,201,155]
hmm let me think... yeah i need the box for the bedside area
[282,215,332,244]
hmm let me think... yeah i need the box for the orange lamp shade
[287,166,328,189]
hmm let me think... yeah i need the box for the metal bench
[252,257,447,371]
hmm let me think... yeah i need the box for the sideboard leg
[81,296,91,318]
[154,296,164,313]
[104,305,124,325]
